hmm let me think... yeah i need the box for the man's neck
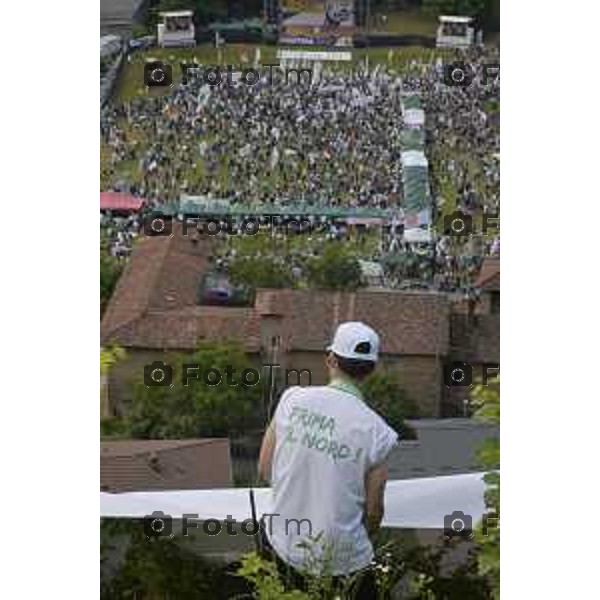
[328,375,363,399]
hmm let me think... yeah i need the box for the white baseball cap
[327,321,380,362]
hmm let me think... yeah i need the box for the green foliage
[117,342,263,439]
[422,0,499,31]
[237,537,493,600]
[306,245,362,291]
[360,370,419,440]
[472,379,500,598]
[101,254,124,314]
[403,540,492,599]
[131,23,151,39]
[228,257,294,290]
[100,416,130,438]
[154,0,194,12]
[101,346,126,376]
[101,520,249,599]
[423,0,485,18]
[482,0,500,32]
[238,553,312,600]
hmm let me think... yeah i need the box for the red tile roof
[100,191,146,212]
[256,288,450,356]
[475,257,500,291]
[101,226,260,351]
[100,438,231,492]
[102,225,450,356]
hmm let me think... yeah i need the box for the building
[388,418,499,480]
[101,227,451,417]
[100,439,232,492]
[101,226,499,418]
[101,0,149,36]
[446,256,500,414]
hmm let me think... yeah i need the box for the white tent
[359,260,384,279]
[403,108,425,127]
[401,150,428,168]
[404,227,434,244]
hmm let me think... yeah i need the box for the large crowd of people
[101,64,404,207]
[100,45,499,293]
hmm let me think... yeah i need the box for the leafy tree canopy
[102,342,264,439]
[361,369,420,439]
[306,244,362,291]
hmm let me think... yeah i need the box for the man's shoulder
[279,385,329,404]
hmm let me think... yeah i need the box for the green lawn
[370,9,437,36]
[115,43,454,103]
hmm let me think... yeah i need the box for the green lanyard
[328,378,364,401]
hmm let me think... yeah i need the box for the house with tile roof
[102,224,497,418]
[100,438,232,492]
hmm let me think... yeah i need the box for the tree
[101,520,250,599]
[423,0,485,18]
[101,347,126,420]
[422,0,499,31]
[472,378,500,598]
[110,342,264,439]
[228,257,294,290]
[101,254,124,315]
[306,245,362,291]
[360,370,419,439]
[101,346,126,376]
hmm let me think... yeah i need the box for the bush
[307,245,362,291]
[360,370,420,439]
[228,257,294,290]
[101,254,124,314]
[113,342,264,439]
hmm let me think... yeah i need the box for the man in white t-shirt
[258,322,398,596]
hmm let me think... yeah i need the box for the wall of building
[106,349,265,416]
[107,348,444,419]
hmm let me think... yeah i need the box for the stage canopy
[401,150,428,169]
[402,94,422,111]
[401,128,425,151]
[404,227,435,244]
[100,191,146,212]
[403,108,425,128]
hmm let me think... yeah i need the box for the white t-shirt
[265,382,398,576]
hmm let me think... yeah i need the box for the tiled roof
[100,438,231,492]
[387,419,499,479]
[475,257,500,291]
[101,227,261,351]
[102,226,449,356]
[256,288,450,356]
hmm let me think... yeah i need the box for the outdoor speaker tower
[354,0,366,27]
[264,0,280,24]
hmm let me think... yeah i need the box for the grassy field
[115,44,454,102]
[370,9,437,36]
